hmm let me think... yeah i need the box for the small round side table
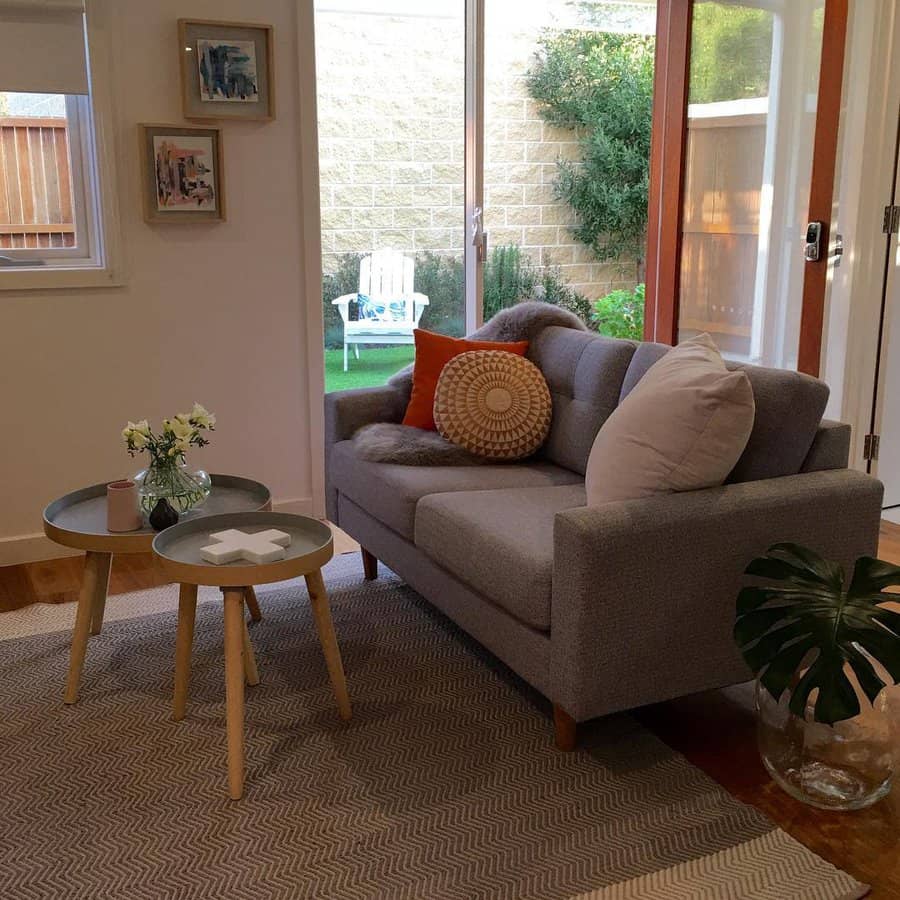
[152,511,351,801]
[43,475,271,705]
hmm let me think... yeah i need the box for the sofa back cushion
[527,326,636,475]
[620,342,830,482]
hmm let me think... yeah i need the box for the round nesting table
[43,475,271,705]
[153,511,351,800]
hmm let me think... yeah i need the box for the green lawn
[324,345,415,393]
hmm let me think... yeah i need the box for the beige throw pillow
[585,334,755,505]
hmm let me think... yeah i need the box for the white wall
[0,0,320,564]
[822,0,900,470]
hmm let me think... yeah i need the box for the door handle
[805,221,823,262]
[471,206,487,262]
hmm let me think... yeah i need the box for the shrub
[483,244,591,324]
[414,252,465,337]
[592,283,645,341]
[689,5,774,104]
[527,31,654,268]
[322,253,363,349]
[482,245,535,321]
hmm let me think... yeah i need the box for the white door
[872,117,900,519]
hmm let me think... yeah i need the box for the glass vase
[756,679,893,811]
[135,457,211,516]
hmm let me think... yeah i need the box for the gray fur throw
[355,301,586,466]
[387,300,586,396]
[353,423,486,466]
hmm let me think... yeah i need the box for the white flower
[168,446,178,457]
[169,418,194,442]
[174,438,191,454]
[190,402,216,429]
[122,421,149,447]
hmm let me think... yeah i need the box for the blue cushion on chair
[358,294,404,322]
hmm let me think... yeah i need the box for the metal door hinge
[864,433,881,461]
[883,206,900,234]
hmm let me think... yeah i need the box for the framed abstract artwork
[178,19,275,122]
[140,125,225,224]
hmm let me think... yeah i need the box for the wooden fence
[0,117,75,250]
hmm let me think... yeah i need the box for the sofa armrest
[325,385,407,444]
[551,469,884,721]
[801,418,851,472]
[324,385,408,521]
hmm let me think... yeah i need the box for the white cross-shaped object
[201,528,292,565]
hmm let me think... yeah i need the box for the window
[0,1,111,280]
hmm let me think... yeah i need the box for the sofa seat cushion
[415,484,587,631]
[330,440,582,541]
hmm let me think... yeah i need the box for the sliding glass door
[314,0,849,392]
[647,0,848,374]
[478,0,657,338]
[315,0,661,391]
[678,0,825,366]
[315,0,466,392]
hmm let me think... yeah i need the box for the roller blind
[0,0,88,95]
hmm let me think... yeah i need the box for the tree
[689,5,774,104]
[526,11,776,272]
[527,31,654,269]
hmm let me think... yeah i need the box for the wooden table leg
[244,585,262,622]
[90,552,112,636]
[242,618,260,687]
[223,587,246,800]
[304,569,352,721]
[173,583,198,721]
[64,551,112,704]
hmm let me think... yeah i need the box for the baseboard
[273,497,315,516]
[0,496,314,567]
[0,533,83,567]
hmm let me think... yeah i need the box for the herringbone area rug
[0,556,866,899]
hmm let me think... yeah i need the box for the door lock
[805,221,823,262]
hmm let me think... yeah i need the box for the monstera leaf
[734,543,900,725]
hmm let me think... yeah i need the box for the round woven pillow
[433,350,552,460]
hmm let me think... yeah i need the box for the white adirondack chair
[331,249,429,371]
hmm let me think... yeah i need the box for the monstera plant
[735,543,900,810]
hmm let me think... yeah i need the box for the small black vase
[149,498,179,531]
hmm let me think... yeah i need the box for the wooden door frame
[797,0,850,375]
[645,0,850,369]
[644,0,692,344]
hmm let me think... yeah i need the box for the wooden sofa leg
[553,704,578,752]
[361,548,378,580]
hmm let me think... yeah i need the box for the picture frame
[140,124,226,224]
[178,19,275,122]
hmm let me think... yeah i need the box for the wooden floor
[0,524,360,612]
[2,521,899,895]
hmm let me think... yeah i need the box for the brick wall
[316,8,639,301]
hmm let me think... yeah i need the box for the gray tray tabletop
[152,512,334,587]
[43,474,271,554]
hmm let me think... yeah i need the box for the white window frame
[1,95,100,266]
[0,2,122,291]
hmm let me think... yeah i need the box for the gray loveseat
[324,326,884,748]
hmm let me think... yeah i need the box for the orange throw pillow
[402,329,529,431]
